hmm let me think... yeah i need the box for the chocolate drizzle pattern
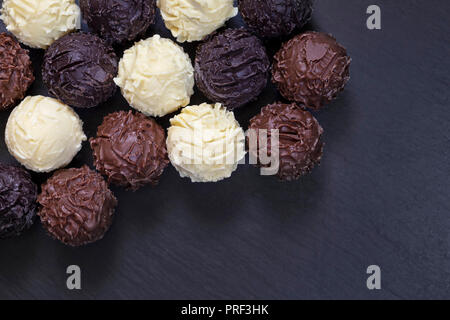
[248,102,324,181]
[194,28,270,110]
[80,0,156,45]
[42,32,118,108]
[90,111,169,191]
[0,164,37,239]
[0,33,34,110]
[38,166,117,246]
[272,31,351,110]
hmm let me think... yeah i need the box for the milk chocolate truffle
[0,33,34,110]
[80,0,156,45]
[239,0,313,38]
[272,32,351,110]
[90,111,169,191]
[38,166,117,247]
[248,102,323,181]
[195,28,270,110]
[42,32,118,108]
[0,164,37,239]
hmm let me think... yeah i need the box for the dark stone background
[0,0,449,299]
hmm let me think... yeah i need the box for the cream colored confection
[5,96,86,172]
[157,0,238,42]
[114,35,194,117]
[167,103,246,183]
[0,0,80,49]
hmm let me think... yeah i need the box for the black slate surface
[0,0,449,299]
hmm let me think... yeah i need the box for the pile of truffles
[0,0,351,246]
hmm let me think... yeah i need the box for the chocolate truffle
[0,164,37,239]
[195,28,270,110]
[1,0,80,49]
[42,32,118,108]
[248,102,323,181]
[38,166,117,247]
[0,33,34,110]
[80,0,156,45]
[239,0,313,38]
[272,31,351,110]
[90,111,169,191]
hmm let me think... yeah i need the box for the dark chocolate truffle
[0,164,37,239]
[248,102,323,181]
[272,31,351,110]
[38,166,117,246]
[0,33,34,111]
[90,111,169,191]
[195,28,270,110]
[42,32,118,108]
[239,0,313,38]
[80,0,156,45]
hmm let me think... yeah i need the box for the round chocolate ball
[239,0,313,38]
[0,164,37,239]
[272,31,351,110]
[248,102,324,181]
[38,166,117,246]
[80,0,156,45]
[0,33,34,110]
[195,28,270,110]
[90,111,169,191]
[42,32,118,108]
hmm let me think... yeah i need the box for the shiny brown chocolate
[42,32,118,108]
[38,166,117,246]
[80,0,156,45]
[0,33,34,110]
[90,111,169,191]
[248,102,324,181]
[272,31,351,110]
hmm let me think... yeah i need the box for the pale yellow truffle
[114,35,194,117]
[5,96,86,172]
[1,0,80,49]
[157,0,238,43]
[167,103,246,183]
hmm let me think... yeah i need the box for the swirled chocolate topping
[90,111,169,191]
[272,31,351,110]
[195,28,270,110]
[38,166,117,246]
[0,33,34,110]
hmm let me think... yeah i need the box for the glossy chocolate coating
[195,28,270,110]
[90,111,169,191]
[272,31,351,110]
[42,32,118,108]
[248,102,323,181]
[239,0,313,38]
[0,164,37,239]
[38,166,117,246]
[0,33,34,110]
[80,0,156,45]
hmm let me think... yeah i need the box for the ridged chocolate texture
[239,0,313,38]
[272,32,351,110]
[38,166,117,246]
[248,102,323,181]
[42,32,118,108]
[0,33,34,110]
[80,0,156,45]
[195,28,270,110]
[90,111,169,191]
[0,164,37,239]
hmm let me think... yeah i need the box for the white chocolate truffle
[0,0,80,49]
[114,35,194,117]
[5,96,86,172]
[157,0,238,43]
[167,103,245,182]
